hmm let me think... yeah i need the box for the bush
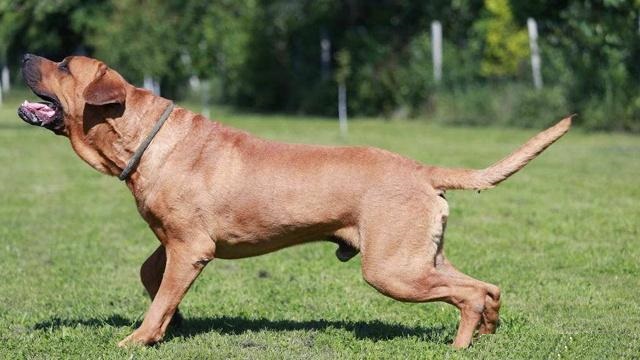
[624,96,640,133]
[510,86,569,128]
[426,83,570,128]
[430,85,501,126]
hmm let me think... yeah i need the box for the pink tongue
[22,100,56,120]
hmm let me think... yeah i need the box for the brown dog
[18,54,571,348]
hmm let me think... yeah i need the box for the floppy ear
[83,64,126,105]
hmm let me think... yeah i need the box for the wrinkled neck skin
[69,87,188,195]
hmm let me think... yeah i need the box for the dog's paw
[117,330,162,348]
[117,334,139,348]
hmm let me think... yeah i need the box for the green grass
[1,90,639,359]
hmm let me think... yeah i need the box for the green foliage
[0,0,108,60]
[334,49,351,85]
[533,0,640,131]
[509,86,569,128]
[178,0,257,101]
[476,0,529,78]
[430,83,569,128]
[624,95,640,133]
[89,1,180,84]
[1,0,639,131]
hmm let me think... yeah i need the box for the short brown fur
[20,55,571,348]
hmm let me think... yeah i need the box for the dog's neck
[74,88,186,187]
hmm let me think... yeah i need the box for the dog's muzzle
[18,54,65,133]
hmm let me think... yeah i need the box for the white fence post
[527,18,543,90]
[143,75,161,95]
[189,75,201,91]
[338,83,348,137]
[1,65,9,93]
[202,80,210,118]
[431,21,442,84]
[153,78,160,96]
[144,75,153,93]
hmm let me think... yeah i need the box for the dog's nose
[22,54,35,64]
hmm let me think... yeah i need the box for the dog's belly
[207,164,362,259]
[213,222,342,259]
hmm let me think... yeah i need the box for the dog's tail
[424,116,573,191]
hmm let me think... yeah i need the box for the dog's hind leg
[140,245,183,326]
[435,257,501,336]
[359,194,500,348]
[362,250,501,348]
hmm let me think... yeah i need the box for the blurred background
[1,2,640,357]
[1,0,639,132]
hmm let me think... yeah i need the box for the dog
[18,54,571,348]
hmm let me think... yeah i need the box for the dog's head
[19,54,128,136]
[18,54,150,175]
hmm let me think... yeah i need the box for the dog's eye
[58,61,70,74]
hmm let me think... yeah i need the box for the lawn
[1,90,639,359]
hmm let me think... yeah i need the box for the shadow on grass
[34,314,137,330]
[34,314,452,343]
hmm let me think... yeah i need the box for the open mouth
[18,93,64,133]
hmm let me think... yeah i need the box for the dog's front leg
[118,242,213,347]
[140,245,184,327]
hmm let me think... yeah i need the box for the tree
[476,0,529,78]
[176,0,257,101]
[87,0,182,94]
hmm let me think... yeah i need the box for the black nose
[22,54,35,64]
